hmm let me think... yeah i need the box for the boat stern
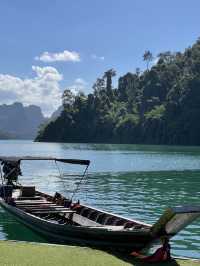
[150,206,200,238]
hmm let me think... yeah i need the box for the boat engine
[1,160,22,186]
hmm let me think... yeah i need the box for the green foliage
[36,38,200,145]
[117,114,139,127]
[143,50,153,70]
[62,89,75,109]
[145,105,165,120]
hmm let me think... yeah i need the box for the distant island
[36,38,200,145]
[0,102,46,139]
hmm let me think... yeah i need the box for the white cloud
[0,66,63,116]
[68,78,88,94]
[74,78,87,86]
[91,54,105,61]
[35,50,80,63]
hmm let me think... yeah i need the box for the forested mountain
[36,39,200,145]
[50,106,63,120]
[0,102,46,139]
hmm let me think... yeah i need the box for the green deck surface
[0,241,199,266]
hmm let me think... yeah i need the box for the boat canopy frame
[0,156,90,166]
[0,156,90,200]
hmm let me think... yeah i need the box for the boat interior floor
[11,190,148,230]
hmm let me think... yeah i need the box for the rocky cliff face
[0,102,45,139]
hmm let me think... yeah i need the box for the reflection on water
[0,208,46,243]
[0,140,200,258]
[84,171,200,259]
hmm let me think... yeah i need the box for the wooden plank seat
[16,204,59,208]
[21,207,71,211]
[16,204,64,209]
[16,196,42,200]
[15,200,49,204]
[16,204,56,207]
[31,210,75,214]
[20,208,70,211]
[15,200,50,203]
[16,203,57,206]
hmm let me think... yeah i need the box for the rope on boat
[54,160,70,197]
[54,160,89,201]
[70,164,89,201]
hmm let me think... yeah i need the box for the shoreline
[0,240,199,266]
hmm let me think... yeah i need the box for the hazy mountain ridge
[0,130,15,139]
[0,102,46,139]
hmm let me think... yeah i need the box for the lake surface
[0,140,200,258]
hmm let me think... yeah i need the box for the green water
[0,140,200,258]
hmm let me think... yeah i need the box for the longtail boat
[0,156,199,252]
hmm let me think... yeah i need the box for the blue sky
[0,0,200,116]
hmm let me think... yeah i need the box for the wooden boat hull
[1,188,200,252]
[0,198,152,251]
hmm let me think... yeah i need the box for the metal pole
[0,164,6,199]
